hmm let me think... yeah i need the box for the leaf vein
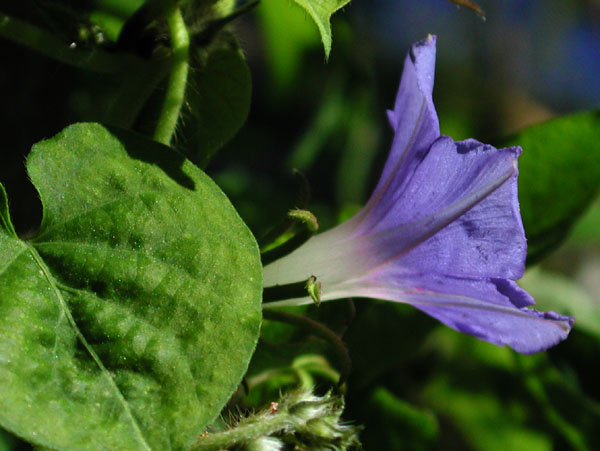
[24,243,153,451]
[33,240,204,313]
[34,190,166,242]
[0,245,26,278]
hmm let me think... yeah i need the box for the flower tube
[263,36,573,354]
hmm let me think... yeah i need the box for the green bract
[0,123,262,450]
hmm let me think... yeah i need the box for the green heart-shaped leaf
[0,123,262,449]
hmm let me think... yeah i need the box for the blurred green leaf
[520,268,600,339]
[0,429,16,451]
[503,110,600,264]
[422,378,551,451]
[258,0,320,92]
[344,302,438,388]
[0,123,262,449]
[183,37,251,166]
[288,0,350,58]
[567,196,600,246]
[288,80,345,170]
[90,0,145,18]
[88,11,124,42]
[425,325,516,371]
[362,387,438,450]
[335,88,380,205]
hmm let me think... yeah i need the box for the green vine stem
[153,8,189,146]
[190,408,295,450]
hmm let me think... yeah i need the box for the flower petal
[338,273,573,354]
[354,137,521,271]
[264,139,523,296]
[385,139,527,280]
[360,35,440,223]
[415,298,572,354]
[263,228,365,288]
[263,35,574,353]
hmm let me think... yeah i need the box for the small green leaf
[183,38,251,167]
[422,379,552,451]
[0,123,262,449]
[503,111,600,263]
[289,0,350,58]
[363,387,438,450]
[0,428,17,451]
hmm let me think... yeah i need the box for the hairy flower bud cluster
[193,390,360,450]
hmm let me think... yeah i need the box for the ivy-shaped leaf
[0,123,262,449]
[290,0,351,58]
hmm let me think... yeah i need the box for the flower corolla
[263,36,573,354]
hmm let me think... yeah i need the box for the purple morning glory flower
[263,35,573,354]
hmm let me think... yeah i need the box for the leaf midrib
[0,245,26,278]
[33,188,171,243]
[23,242,153,451]
[33,240,211,311]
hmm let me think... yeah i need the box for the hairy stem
[190,410,293,450]
[153,8,189,145]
